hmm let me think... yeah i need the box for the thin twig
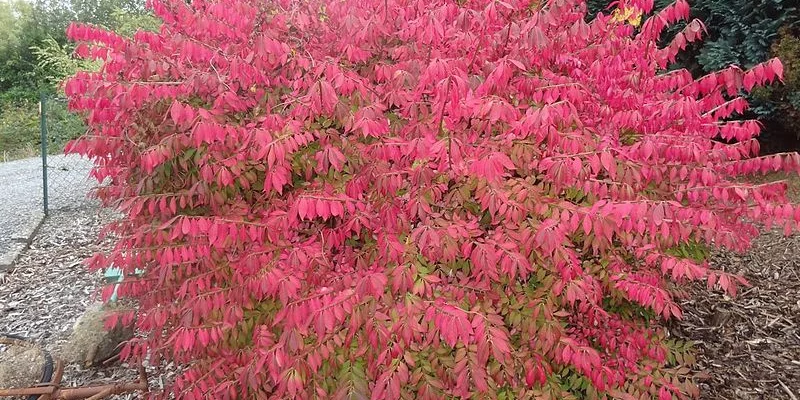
[778,380,799,400]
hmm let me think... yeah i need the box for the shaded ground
[671,230,800,400]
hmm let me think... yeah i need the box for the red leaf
[600,152,614,174]
[652,203,665,225]
[771,58,785,81]
[316,199,329,219]
[170,100,183,125]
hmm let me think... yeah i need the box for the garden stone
[59,302,134,368]
[0,341,45,390]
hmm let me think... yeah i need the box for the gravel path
[0,155,95,266]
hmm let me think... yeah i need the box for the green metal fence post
[40,94,48,215]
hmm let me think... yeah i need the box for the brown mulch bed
[671,229,800,400]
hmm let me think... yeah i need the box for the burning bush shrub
[66,0,795,398]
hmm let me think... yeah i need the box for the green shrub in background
[0,87,39,104]
[0,98,86,161]
[587,0,798,75]
[691,0,796,72]
[43,99,86,154]
[0,102,39,161]
[109,7,160,37]
[0,0,158,162]
[694,0,799,143]
[30,36,100,87]
[753,27,800,140]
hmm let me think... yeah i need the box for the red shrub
[65,0,795,398]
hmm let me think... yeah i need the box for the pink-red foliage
[65,0,796,398]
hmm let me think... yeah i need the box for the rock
[58,302,134,368]
[0,341,46,390]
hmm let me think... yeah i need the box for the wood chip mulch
[670,230,800,400]
[1,203,798,399]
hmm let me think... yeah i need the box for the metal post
[40,94,48,215]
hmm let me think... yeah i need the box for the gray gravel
[0,155,95,262]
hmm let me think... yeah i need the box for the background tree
[0,0,44,95]
[0,0,158,159]
[70,0,146,26]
